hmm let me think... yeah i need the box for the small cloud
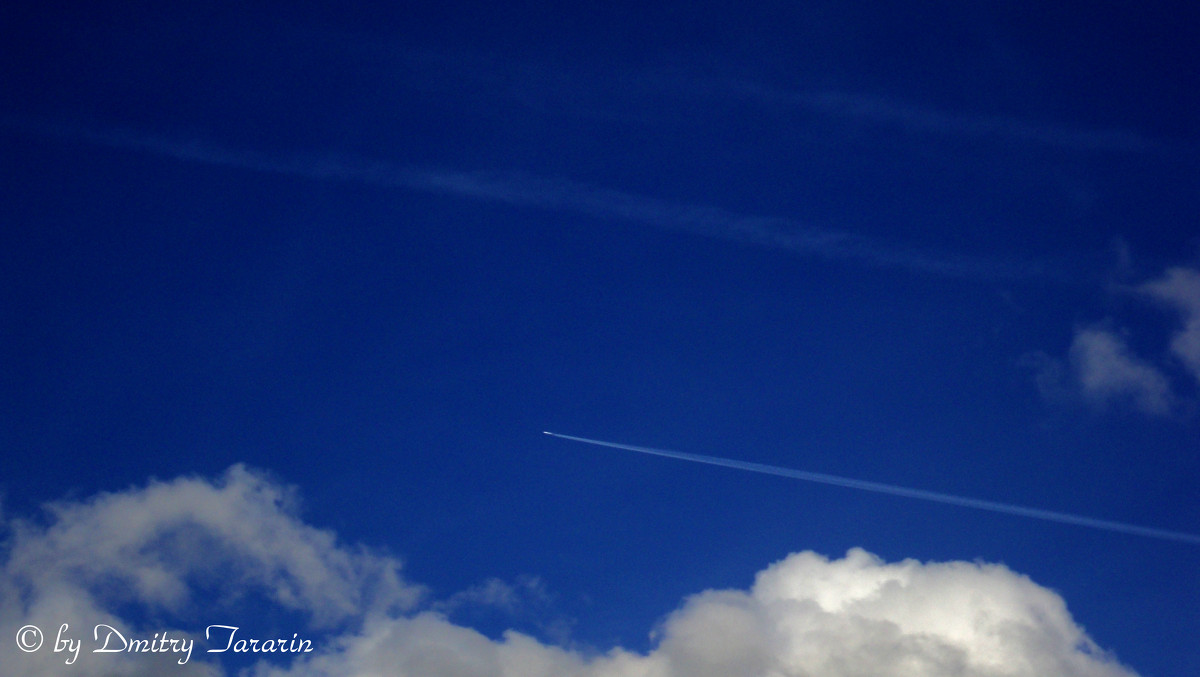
[432,576,575,646]
[1030,264,1200,417]
[434,576,551,616]
[1140,267,1200,383]
[1023,328,1172,416]
[1067,327,1172,415]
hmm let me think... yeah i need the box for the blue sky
[2,2,1198,676]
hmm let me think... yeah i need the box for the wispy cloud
[7,119,1063,282]
[722,82,1177,156]
[431,576,551,617]
[348,45,1180,157]
[1,468,1140,677]
[1068,327,1173,415]
[1141,267,1200,382]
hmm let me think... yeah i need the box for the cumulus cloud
[256,548,1135,677]
[1,468,1137,677]
[0,465,420,677]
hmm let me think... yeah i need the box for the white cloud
[1,469,1138,677]
[257,548,1136,677]
[0,465,420,677]
[1030,265,1200,416]
[1067,327,1173,415]
[1141,266,1200,383]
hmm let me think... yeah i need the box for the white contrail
[543,431,1200,545]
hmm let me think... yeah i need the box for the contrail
[543,431,1200,545]
[2,118,1072,282]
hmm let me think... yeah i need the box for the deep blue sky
[2,2,1198,676]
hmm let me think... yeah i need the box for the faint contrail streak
[543,432,1200,545]
[1,118,1071,282]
